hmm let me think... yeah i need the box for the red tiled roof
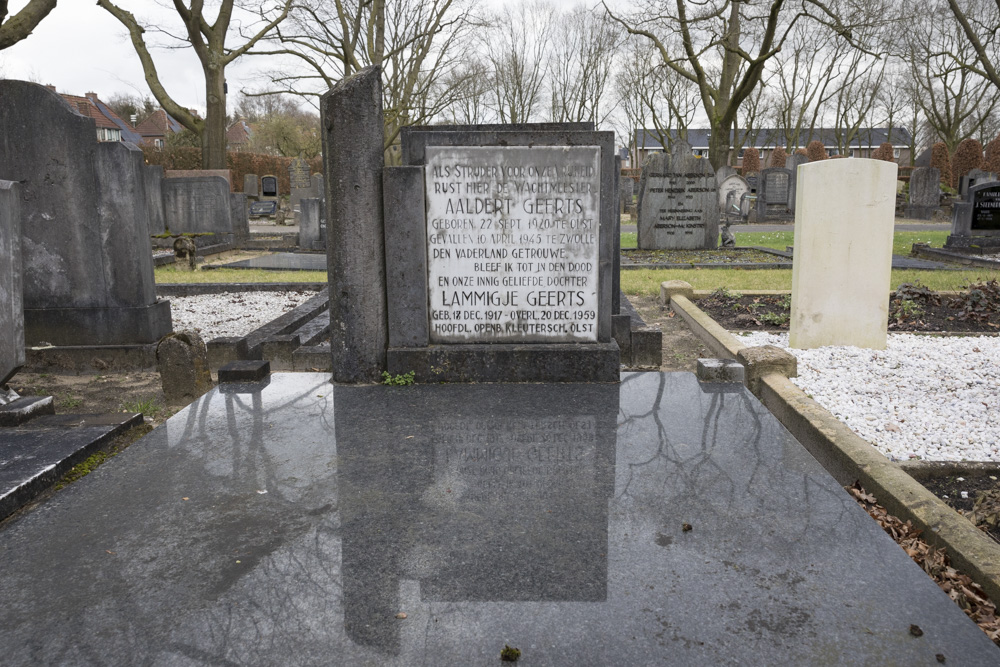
[60,93,118,130]
[227,119,252,144]
[135,109,184,139]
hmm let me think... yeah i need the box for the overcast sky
[0,0,589,115]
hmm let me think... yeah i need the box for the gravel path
[167,291,319,340]
[738,332,1000,463]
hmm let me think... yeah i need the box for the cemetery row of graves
[2,73,1000,660]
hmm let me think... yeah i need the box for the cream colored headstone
[790,159,897,350]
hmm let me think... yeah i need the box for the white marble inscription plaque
[425,145,601,343]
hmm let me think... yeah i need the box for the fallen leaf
[682,522,692,532]
[910,624,923,637]
[182,497,189,501]
[395,612,407,619]
[106,550,116,555]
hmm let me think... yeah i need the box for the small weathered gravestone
[946,181,1000,251]
[161,176,234,247]
[905,167,941,220]
[914,148,932,168]
[0,80,171,347]
[786,153,808,174]
[637,144,719,250]
[288,156,312,212]
[785,154,807,214]
[756,167,794,221]
[299,197,323,250]
[718,174,750,219]
[144,165,166,236]
[261,175,278,199]
[243,173,259,198]
[0,180,23,386]
[790,159,897,349]
[959,168,998,199]
[156,330,213,404]
[229,193,250,244]
[619,176,633,213]
[311,173,324,198]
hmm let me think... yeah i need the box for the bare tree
[828,46,888,155]
[904,2,1000,150]
[548,6,622,124]
[482,1,554,124]
[944,0,1000,90]
[604,0,893,170]
[254,0,472,161]
[97,0,292,169]
[0,0,56,50]
[441,58,496,124]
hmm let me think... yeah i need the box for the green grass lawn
[624,230,950,256]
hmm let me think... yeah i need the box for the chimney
[44,84,56,92]
[130,114,138,126]
[85,92,97,100]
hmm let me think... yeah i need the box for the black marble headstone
[972,184,1000,231]
[261,175,278,197]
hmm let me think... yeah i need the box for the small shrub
[871,142,895,162]
[742,147,761,175]
[794,147,808,157]
[806,140,828,162]
[382,370,416,386]
[948,279,1000,324]
[930,142,953,188]
[769,146,787,168]
[985,134,1000,174]
[952,138,985,188]
[120,397,162,417]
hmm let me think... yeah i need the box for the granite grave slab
[0,373,995,664]
[210,252,326,272]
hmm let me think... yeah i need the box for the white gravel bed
[738,331,1000,462]
[166,290,319,340]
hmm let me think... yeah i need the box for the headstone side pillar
[321,65,388,383]
[0,180,24,385]
[383,166,428,347]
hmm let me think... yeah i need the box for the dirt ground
[627,294,713,372]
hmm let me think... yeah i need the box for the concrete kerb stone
[668,294,746,360]
[659,280,695,304]
[668,289,1000,603]
[737,345,797,396]
[759,372,1000,604]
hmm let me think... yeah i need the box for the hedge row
[141,146,323,194]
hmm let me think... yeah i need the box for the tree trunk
[708,119,731,171]
[203,66,227,169]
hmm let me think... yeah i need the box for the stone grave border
[659,281,1000,604]
[384,125,621,383]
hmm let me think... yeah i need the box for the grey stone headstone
[243,173,259,198]
[715,165,736,184]
[288,157,312,212]
[905,167,941,220]
[786,153,808,175]
[312,173,325,199]
[619,174,633,213]
[144,165,166,236]
[229,193,249,244]
[718,174,750,214]
[0,81,171,346]
[914,148,932,168]
[261,175,278,198]
[637,150,719,250]
[321,65,387,383]
[0,180,23,385]
[756,167,794,221]
[383,167,427,348]
[298,197,323,250]
[960,169,998,199]
[162,176,233,246]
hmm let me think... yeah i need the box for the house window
[893,148,901,159]
[155,139,164,149]
[737,148,746,158]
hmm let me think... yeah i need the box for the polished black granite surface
[0,373,996,665]
[213,252,325,271]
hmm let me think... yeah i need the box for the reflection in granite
[0,372,996,665]
[213,251,326,271]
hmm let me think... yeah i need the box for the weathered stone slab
[0,180,23,385]
[162,176,234,243]
[289,157,312,212]
[298,198,323,251]
[321,65,387,383]
[312,173,324,198]
[249,200,278,217]
[637,146,718,250]
[165,169,232,189]
[229,193,249,244]
[906,166,941,220]
[144,165,166,235]
[756,167,794,221]
[243,173,259,198]
[790,159,897,349]
[424,145,601,344]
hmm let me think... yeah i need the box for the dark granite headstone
[0,180,23,385]
[637,144,719,250]
[144,165,166,235]
[243,173,259,198]
[249,200,278,217]
[946,181,1000,249]
[756,167,794,221]
[960,168,998,199]
[299,198,323,250]
[0,80,171,346]
[322,65,388,383]
[905,167,940,220]
[261,175,278,198]
[162,176,234,245]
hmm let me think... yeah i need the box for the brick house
[50,87,144,144]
